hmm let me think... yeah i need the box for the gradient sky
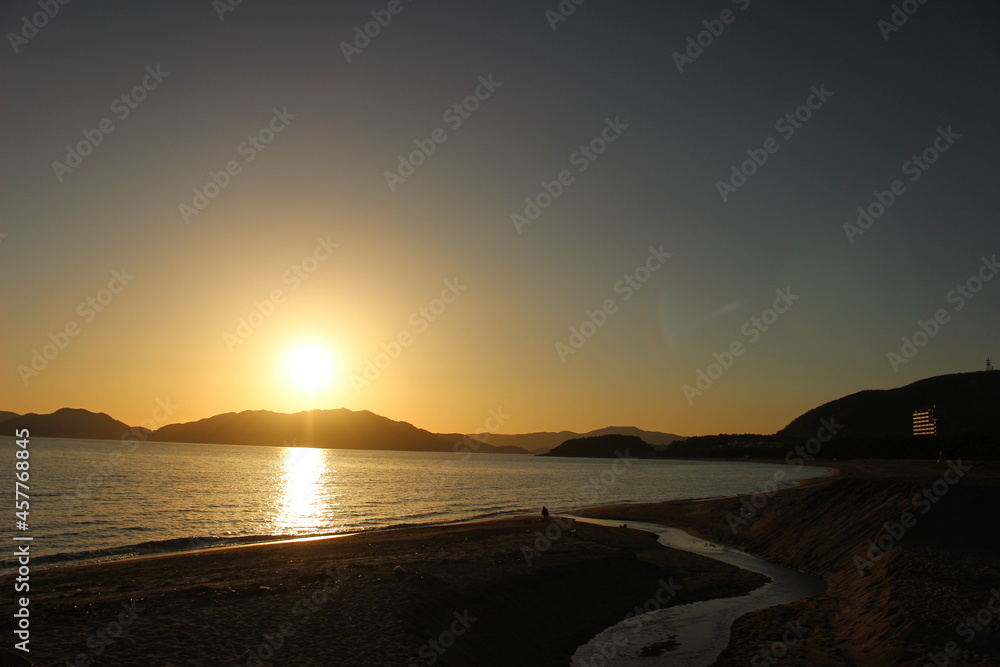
[2,1,998,436]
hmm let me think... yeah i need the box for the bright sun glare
[285,344,336,392]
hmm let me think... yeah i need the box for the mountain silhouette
[0,406,527,454]
[2,408,135,439]
[541,434,655,458]
[149,409,531,454]
[475,426,684,454]
[0,406,686,455]
[777,371,1000,439]
[435,433,532,455]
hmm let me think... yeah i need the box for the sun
[284,344,336,393]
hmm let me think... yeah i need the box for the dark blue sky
[2,0,998,435]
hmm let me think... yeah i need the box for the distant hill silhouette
[473,430,577,455]
[541,434,655,458]
[435,434,531,455]
[581,426,684,446]
[477,426,684,455]
[777,371,1000,439]
[150,409,529,454]
[2,408,135,439]
[2,406,677,457]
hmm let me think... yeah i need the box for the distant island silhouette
[541,434,655,458]
[0,407,148,440]
[3,371,997,459]
[0,408,684,456]
[480,425,685,454]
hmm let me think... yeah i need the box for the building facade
[913,406,937,437]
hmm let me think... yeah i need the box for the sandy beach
[5,461,1000,666]
[3,516,764,666]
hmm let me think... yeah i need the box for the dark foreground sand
[4,460,1000,666]
[3,517,764,666]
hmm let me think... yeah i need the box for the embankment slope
[583,462,1000,665]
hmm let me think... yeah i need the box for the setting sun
[285,343,337,393]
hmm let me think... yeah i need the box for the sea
[1,437,830,569]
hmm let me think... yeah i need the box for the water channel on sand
[571,518,825,666]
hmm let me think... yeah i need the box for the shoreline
[5,459,997,665]
[580,459,1000,665]
[16,458,835,573]
[2,515,770,666]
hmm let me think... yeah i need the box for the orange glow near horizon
[3,2,997,446]
[1,213,979,438]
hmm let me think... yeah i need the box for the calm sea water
[1,437,829,566]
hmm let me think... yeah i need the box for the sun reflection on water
[276,447,329,533]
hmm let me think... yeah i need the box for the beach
[6,518,765,666]
[5,461,1000,666]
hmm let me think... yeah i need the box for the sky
[2,1,998,437]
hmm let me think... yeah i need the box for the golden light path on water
[276,447,330,533]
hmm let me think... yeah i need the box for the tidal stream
[571,518,825,666]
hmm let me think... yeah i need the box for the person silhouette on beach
[541,506,549,518]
